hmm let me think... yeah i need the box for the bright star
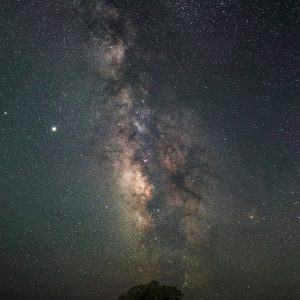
[51,126,57,132]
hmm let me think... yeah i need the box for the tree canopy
[118,281,183,300]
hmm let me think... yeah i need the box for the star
[51,126,57,132]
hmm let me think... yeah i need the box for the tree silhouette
[118,281,183,300]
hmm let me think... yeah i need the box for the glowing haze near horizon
[0,1,299,299]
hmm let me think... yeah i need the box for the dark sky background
[0,0,299,299]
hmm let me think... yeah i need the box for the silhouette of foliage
[118,281,183,300]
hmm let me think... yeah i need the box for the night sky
[0,1,299,299]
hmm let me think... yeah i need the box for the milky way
[80,0,239,289]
